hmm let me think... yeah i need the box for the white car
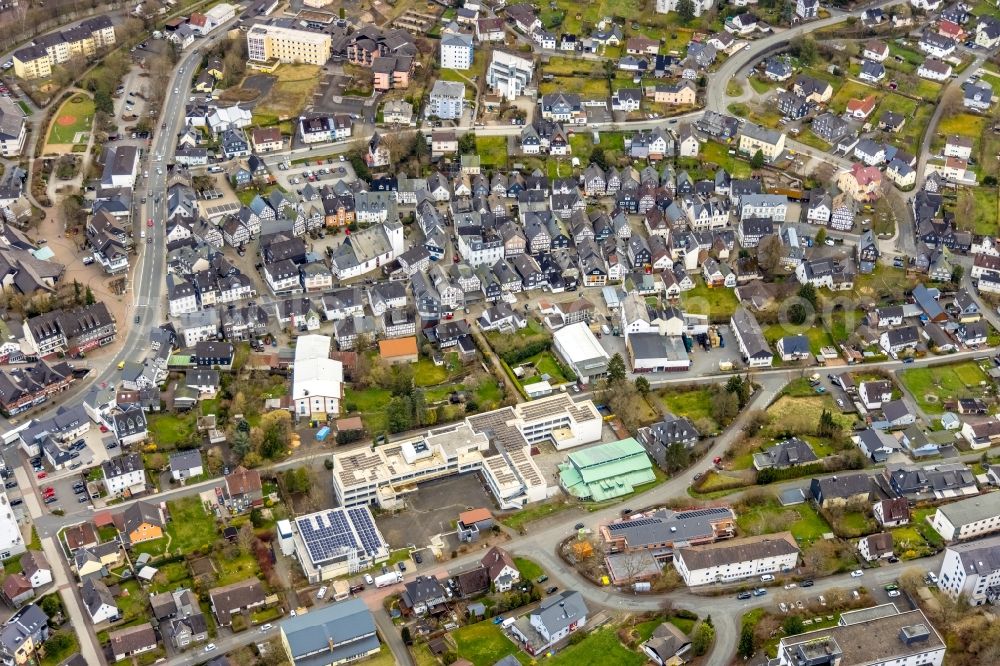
[204,644,217,653]
[260,624,273,631]
[778,602,788,613]
[364,574,374,585]
[850,570,864,578]
[317,585,328,599]
[888,590,901,598]
[784,583,797,590]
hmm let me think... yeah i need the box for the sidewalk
[13,464,105,665]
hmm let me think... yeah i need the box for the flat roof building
[247,23,332,66]
[290,506,389,583]
[775,607,944,666]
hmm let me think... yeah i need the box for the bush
[673,609,699,621]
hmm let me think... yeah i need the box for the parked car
[850,570,864,578]
[737,591,752,600]
[545,586,559,595]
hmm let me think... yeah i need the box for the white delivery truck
[374,571,403,588]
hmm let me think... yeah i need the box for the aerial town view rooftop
[0,0,998,664]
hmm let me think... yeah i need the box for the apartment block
[246,24,331,66]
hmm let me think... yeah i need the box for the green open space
[957,188,999,236]
[680,277,739,323]
[763,322,835,355]
[852,265,918,301]
[452,622,529,665]
[40,630,79,666]
[506,0,723,36]
[679,140,752,179]
[48,94,94,145]
[544,626,645,666]
[252,63,323,121]
[475,136,508,169]
[736,498,831,545]
[898,361,990,414]
[938,112,990,139]
[514,557,544,581]
[568,131,626,167]
[828,81,878,114]
[501,500,572,531]
[519,350,572,386]
[657,385,721,433]
[133,496,218,559]
[764,394,857,436]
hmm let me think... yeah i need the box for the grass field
[568,131,626,166]
[898,361,990,414]
[763,322,835,355]
[514,557,544,581]
[958,187,999,235]
[736,497,831,544]
[545,627,645,666]
[829,81,878,115]
[764,395,858,438]
[520,350,571,386]
[453,622,529,665]
[476,136,508,168]
[698,140,753,179]
[48,94,94,145]
[938,112,990,139]
[507,0,722,35]
[852,265,918,301]
[254,64,322,121]
[681,277,740,323]
[657,385,721,432]
[501,500,572,531]
[133,496,218,559]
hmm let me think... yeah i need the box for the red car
[99,424,109,433]
[147,218,154,227]
[36,471,47,479]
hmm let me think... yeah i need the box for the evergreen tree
[607,353,627,384]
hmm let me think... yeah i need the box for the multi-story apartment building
[486,50,533,100]
[246,24,331,66]
[0,97,26,157]
[428,80,465,120]
[673,532,799,586]
[13,16,116,79]
[24,303,117,357]
[938,534,1000,604]
[930,494,1000,541]
[440,31,474,70]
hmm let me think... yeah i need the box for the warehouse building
[552,322,610,385]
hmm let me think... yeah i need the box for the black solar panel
[608,518,660,532]
[348,507,386,556]
[678,507,731,519]
[297,509,361,564]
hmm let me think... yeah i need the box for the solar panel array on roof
[608,518,659,533]
[295,507,387,565]
[347,507,385,556]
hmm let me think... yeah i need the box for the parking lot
[375,473,496,550]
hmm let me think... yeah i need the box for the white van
[760,574,775,582]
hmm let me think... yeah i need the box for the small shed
[467,602,486,618]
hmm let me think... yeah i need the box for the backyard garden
[898,360,992,414]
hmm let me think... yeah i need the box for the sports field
[48,94,94,145]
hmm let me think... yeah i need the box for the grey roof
[533,590,588,636]
[935,494,1000,529]
[677,533,798,570]
[0,604,48,652]
[762,438,818,467]
[281,598,378,665]
[604,506,735,550]
[949,534,1000,575]
[812,472,872,500]
[882,399,913,423]
[82,577,117,617]
[731,306,771,359]
[168,449,202,472]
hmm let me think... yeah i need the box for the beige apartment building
[246,24,331,67]
[13,16,116,80]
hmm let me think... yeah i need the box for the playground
[46,94,94,149]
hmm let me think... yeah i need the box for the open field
[453,622,529,665]
[763,322,835,355]
[898,360,990,414]
[545,626,645,666]
[736,497,832,545]
[957,187,999,235]
[133,496,217,559]
[47,94,94,145]
[938,112,990,139]
[656,385,721,432]
[764,395,858,437]
[514,557,544,581]
[681,277,740,322]
[254,64,322,121]
[852,265,918,302]
[506,0,723,35]
[476,136,508,168]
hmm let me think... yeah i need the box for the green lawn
[40,630,79,666]
[938,112,989,139]
[898,361,990,414]
[681,277,739,323]
[476,136,508,169]
[501,500,572,531]
[852,265,918,301]
[147,411,199,449]
[48,94,94,144]
[692,140,752,178]
[828,81,878,115]
[763,322,835,355]
[520,350,571,386]
[736,498,832,544]
[514,557,544,581]
[545,627,645,666]
[453,622,529,665]
[413,358,450,387]
[133,496,218,559]
[657,385,721,432]
[960,188,999,235]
